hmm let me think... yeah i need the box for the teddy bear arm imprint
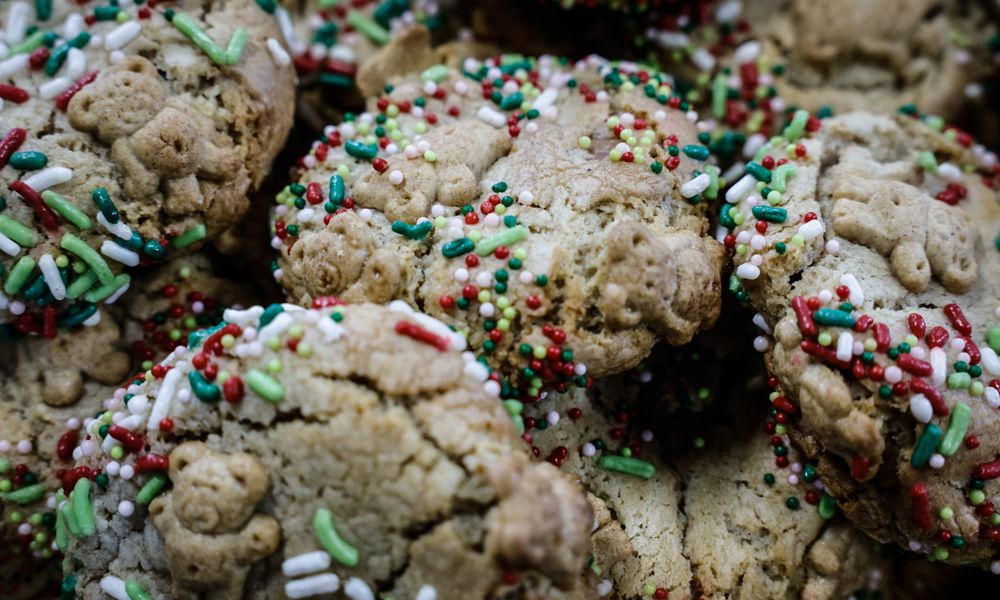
[926,202,979,293]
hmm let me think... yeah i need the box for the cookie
[58,301,592,600]
[270,54,725,400]
[721,110,1000,566]
[0,0,295,338]
[522,353,894,599]
[754,0,996,119]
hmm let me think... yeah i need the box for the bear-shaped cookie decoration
[149,442,280,600]
[68,56,246,221]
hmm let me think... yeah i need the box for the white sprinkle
[16,439,32,453]
[415,585,437,600]
[929,347,947,387]
[223,306,265,326]
[285,574,341,599]
[680,173,711,198]
[735,262,760,280]
[836,331,853,362]
[477,105,507,128]
[734,40,761,64]
[266,37,291,66]
[127,394,148,416]
[825,239,840,254]
[798,219,824,240]
[909,395,932,423]
[725,173,756,203]
[101,240,140,267]
[475,272,492,287]
[656,31,688,49]
[908,540,923,552]
[980,347,1000,376]
[118,501,135,517]
[5,3,31,46]
[147,363,185,430]
[62,47,87,80]
[986,386,1000,409]
[96,211,132,240]
[596,579,614,596]
[715,0,743,22]
[0,53,29,78]
[258,312,293,344]
[282,551,332,577]
[839,273,864,307]
[22,167,72,192]
[39,77,73,100]
[928,454,945,469]
[884,366,902,384]
[343,577,374,600]
[453,268,469,283]
[752,313,772,334]
[992,560,1000,575]
[478,302,495,317]
[103,278,130,305]
[753,336,769,352]
[317,317,344,342]
[531,88,559,111]
[388,170,404,185]
[483,380,501,397]
[99,576,129,600]
[36,254,65,300]
[464,360,489,382]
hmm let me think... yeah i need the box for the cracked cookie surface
[271,54,725,397]
[60,302,592,600]
[723,110,1000,566]
[0,0,295,337]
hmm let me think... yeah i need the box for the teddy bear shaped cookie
[149,442,281,600]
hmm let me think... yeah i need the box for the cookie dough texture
[526,380,891,599]
[727,111,1000,563]
[273,56,724,382]
[64,302,592,600]
[757,0,996,118]
[0,0,294,326]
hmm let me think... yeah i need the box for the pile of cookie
[2,0,998,598]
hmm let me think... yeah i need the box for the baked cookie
[59,301,592,600]
[0,0,295,338]
[523,354,895,599]
[271,54,725,398]
[754,0,996,119]
[722,110,1000,566]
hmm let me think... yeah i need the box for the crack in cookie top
[57,301,592,600]
[0,0,295,340]
[721,109,1000,565]
[271,54,725,405]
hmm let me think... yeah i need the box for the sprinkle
[391,220,433,240]
[0,128,28,168]
[910,483,932,530]
[101,240,140,267]
[943,303,971,335]
[84,273,129,303]
[596,455,656,479]
[10,180,59,230]
[937,402,970,456]
[745,161,772,183]
[61,233,114,284]
[105,20,142,51]
[172,223,207,249]
[911,423,942,468]
[751,205,787,223]
[475,225,526,256]
[168,11,248,65]
[769,163,796,193]
[0,214,39,247]
[54,70,98,110]
[42,190,91,229]
[735,262,760,280]
[782,109,809,142]
[345,140,377,160]
[395,320,450,352]
[188,371,221,402]
[313,508,360,566]
[72,477,96,536]
[442,237,475,258]
[477,105,507,128]
[798,219,824,240]
[124,581,152,600]
[37,253,66,300]
[346,11,389,45]
[3,255,35,295]
[421,64,449,83]
[681,173,711,198]
[245,369,284,403]
[147,366,183,430]
[99,576,129,600]
[344,578,374,600]
[285,574,341,599]
[909,395,933,423]
[0,232,20,256]
[282,551,332,577]
[9,150,46,169]
[22,165,72,192]
[45,32,90,76]
[0,483,47,505]
[136,473,168,505]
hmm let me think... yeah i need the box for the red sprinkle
[896,354,932,377]
[925,326,949,348]
[223,375,245,403]
[910,483,932,530]
[943,303,972,336]
[961,336,981,366]
[0,127,28,168]
[851,455,870,481]
[973,458,1000,480]
[0,83,29,103]
[873,322,891,352]
[910,379,949,416]
[907,313,926,338]
[135,454,169,473]
[55,70,98,111]
[42,305,57,339]
[791,296,817,338]
[10,180,59,230]
[107,425,144,452]
[853,314,873,333]
[395,320,450,352]
[56,430,78,462]
[305,182,322,204]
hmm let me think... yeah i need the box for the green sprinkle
[818,494,837,519]
[745,161,772,183]
[136,474,168,505]
[313,508,360,566]
[60,495,81,537]
[911,423,942,468]
[172,223,207,249]
[596,455,655,479]
[782,109,809,141]
[65,270,97,299]
[391,220,433,240]
[188,371,221,402]
[0,483,47,505]
[770,163,796,193]
[751,205,787,223]
[245,369,284,403]
[72,477,96,537]
[55,491,68,551]
[319,72,353,88]
[9,151,47,170]
[58,303,98,329]
[42,191,91,230]
[442,237,475,258]
[61,233,114,284]
[947,372,972,389]
[918,151,938,173]
[254,0,277,13]
[347,10,389,45]
[46,32,91,76]
[90,187,119,224]
[8,30,46,56]
[499,91,524,110]
[682,144,710,160]
[259,303,285,327]
[938,402,971,456]
[170,12,247,65]
[475,225,526,256]
[125,581,152,600]
[711,73,728,119]
[0,214,39,246]
[345,140,378,160]
[329,175,345,203]
[83,273,129,303]
[812,308,856,328]
[4,255,36,295]
[420,64,449,83]
[35,0,52,20]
